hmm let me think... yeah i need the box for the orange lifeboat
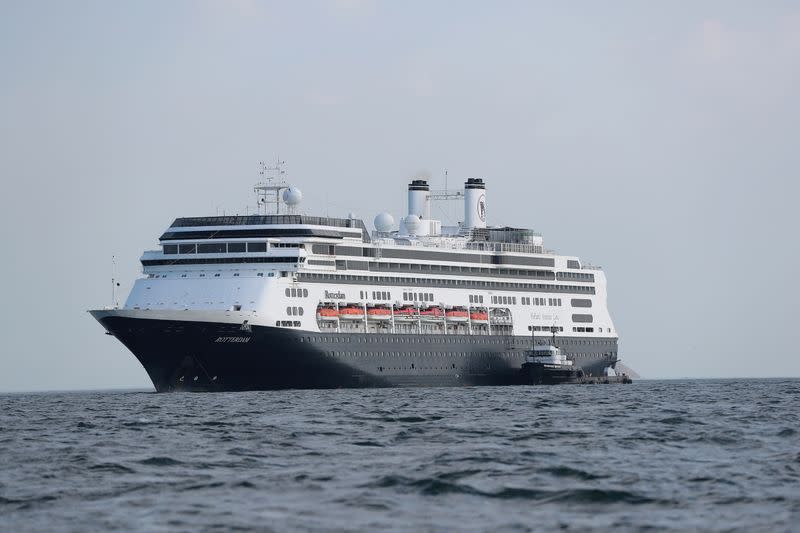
[317,306,338,320]
[445,308,469,321]
[367,307,392,320]
[338,305,365,320]
[470,310,488,322]
[419,307,444,320]
[393,305,417,320]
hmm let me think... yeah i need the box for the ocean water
[1,379,798,532]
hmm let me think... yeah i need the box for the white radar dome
[374,212,395,232]
[282,187,303,206]
[404,214,421,234]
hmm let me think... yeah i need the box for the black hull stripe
[99,316,618,392]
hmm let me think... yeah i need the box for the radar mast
[254,159,289,215]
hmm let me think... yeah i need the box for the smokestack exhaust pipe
[464,178,486,229]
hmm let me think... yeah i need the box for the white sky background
[0,1,798,391]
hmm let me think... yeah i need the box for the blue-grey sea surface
[1,379,798,531]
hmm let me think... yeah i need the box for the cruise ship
[90,167,620,391]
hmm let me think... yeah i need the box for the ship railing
[465,242,545,254]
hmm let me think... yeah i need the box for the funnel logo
[478,194,486,222]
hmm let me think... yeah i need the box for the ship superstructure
[91,169,619,391]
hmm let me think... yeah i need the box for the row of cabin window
[404,292,434,302]
[164,242,268,254]
[367,261,556,279]
[573,326,612,333]
[319,352,614,360]
[287,306,304,316]
[297,272,595,295]
[301,336,527,344]
[559,271,593,281]
[285,288,309,298]
[302,332,615,345]
[181,272,239,277]
[468,294,485,304]
[276,320,301,327]
[149,272,271,278]
[523,297,562,306]
[360,290,391,300]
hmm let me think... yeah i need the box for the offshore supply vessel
[91,165,620,391]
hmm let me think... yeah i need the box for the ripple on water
[137,457,184,466]
[0,379,797,531]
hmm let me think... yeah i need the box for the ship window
[227,242,246,253]
[291,288,297,297]
[287,306,292,315]
[163,245,178,254]
[247,242,267,253]
[214,273,220,277]
[178,244,197,254]
[285,288,290,297]
[198,243,226,253]
[303,289,308,297]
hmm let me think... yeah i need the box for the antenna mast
[254,159,289,215]
[111,255,120,308]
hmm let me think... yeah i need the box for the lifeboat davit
[445,308,469,322]
[317,306,339,320]
[338,305,365,320]
[367,307,392,320]
[419,307,444,320]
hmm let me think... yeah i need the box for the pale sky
[1,1,798,391]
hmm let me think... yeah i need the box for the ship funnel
[464,178,486,229]
[407,179,430,219]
